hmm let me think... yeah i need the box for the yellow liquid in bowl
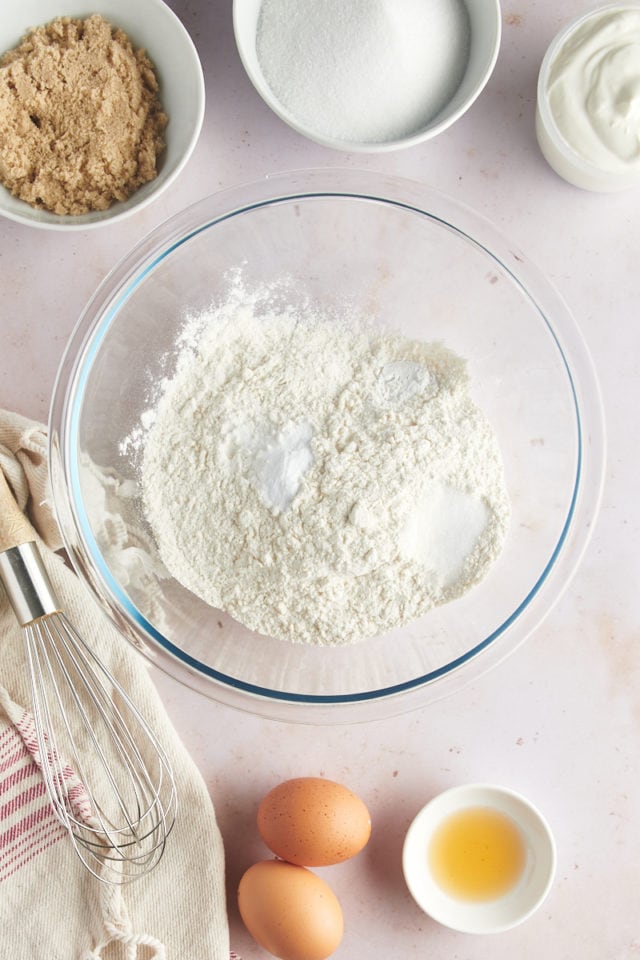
[428,806,526,902]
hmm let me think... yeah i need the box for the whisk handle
[0,471,36,552]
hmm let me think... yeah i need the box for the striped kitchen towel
[0,409,234,960]
[0,713,70,883]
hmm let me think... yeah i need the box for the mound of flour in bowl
[140,278,510,646]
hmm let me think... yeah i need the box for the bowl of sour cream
[536,3,640,191]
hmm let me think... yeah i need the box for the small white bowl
[402,783,556,934]
[0,0,205,229]
[536,3,640,192]
[233,0,501,153]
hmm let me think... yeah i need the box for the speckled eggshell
[238,859,344,960]
[257,776,372,866]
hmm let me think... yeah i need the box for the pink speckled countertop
[2,2,639,957]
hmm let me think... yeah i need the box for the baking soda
[256,0,471,143]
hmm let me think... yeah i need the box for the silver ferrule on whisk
[0,542,61,626]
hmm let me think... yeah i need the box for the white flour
[140,277,510,647]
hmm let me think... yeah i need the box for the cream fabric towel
[0,410,230,959]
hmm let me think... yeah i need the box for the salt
[256,0,471,144]
[399,482,490,588]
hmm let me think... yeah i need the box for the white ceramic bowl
[233,0,501,152]
[536,3,640,192]
[402,783,556,934]
[0,0,205,229]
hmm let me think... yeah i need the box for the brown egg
[257,776,371,866]
[238,859,344,960]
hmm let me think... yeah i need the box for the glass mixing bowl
[49,170,605,722]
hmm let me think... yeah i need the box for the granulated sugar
[139,276,510,647]
[255,0,470,143]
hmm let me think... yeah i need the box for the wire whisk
[0,472,177,884]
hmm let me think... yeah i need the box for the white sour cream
[547,7,640,174]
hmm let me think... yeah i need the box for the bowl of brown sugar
[0,0,205,229]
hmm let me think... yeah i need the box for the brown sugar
[0,15,168,215]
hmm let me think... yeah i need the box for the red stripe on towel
[0,822,66,882]
[0,818,66,882]
[0,724,67,880]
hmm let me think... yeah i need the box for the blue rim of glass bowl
[66,190,582,705]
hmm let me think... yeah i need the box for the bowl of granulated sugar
[49,170,605,722]
[0,0,204,229]
[233,0,501,151]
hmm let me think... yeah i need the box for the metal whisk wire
[24,611,177,882]
[0,472,177,884]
